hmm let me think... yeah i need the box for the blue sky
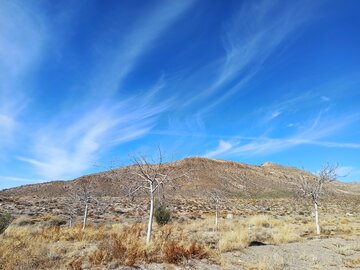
[1,0,360,189]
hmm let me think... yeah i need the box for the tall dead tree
[64,177,100,230]
[63,185,79,228]
[208,189,222,226]
[298,163,337,235]
[205,172,237,226]
[125,148,189,244]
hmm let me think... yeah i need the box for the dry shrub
[0,213,12,234]
[94,224,208,266]
[89,249,108,266]
[0,235,54,270]
[126,244,147,266]
[110,224,146,265]
[110,229,146,266]
[344,256,360,268]
[163,241,187,264]
[41,213,54,221]
[13,215,37,227]
[163,241,207,264]
[112,234,127,261]
[32,224,108,242]
[188,241,207,259]
[336,223,354,234]
[69,258,82,270]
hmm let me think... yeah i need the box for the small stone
[108,262,119,269]
[226,213,234,220]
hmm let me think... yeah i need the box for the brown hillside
[1,157,359,199]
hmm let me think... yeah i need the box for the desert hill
[1,157,359,199]
[1,157,359,245]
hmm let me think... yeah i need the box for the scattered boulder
[226,214,234,220]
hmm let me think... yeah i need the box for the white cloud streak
[0,175,37,183]
[16,1,196,180]
[19,93,169,180]
[0,1,46,147]
[336,166,360,179]
[202,113,360,157]
[204,140,237,158]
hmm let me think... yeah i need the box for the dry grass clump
[320,215,360,236]
[217,216,301,250]
[249,215,272,228]
[219,228,250,252]
[270,223,301,244]
[0,233,58,270]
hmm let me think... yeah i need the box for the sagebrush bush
[0,213,12,234]
[154,204,171,225]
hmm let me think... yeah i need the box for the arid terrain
[1,157,360,269]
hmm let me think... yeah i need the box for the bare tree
[64,177,101,230]
[298,163,337,235]
[208,189,222,226]
[63,185,79,228]
[125,147,189,244]
[78,178,101,230]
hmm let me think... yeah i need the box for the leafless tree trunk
[298,163,337,235]
[314,201,320,235]
[147,184,155,244]
[215,204,218,226]
[82,202,88,230]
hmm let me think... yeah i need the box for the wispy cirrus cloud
[0,1,46,149]
[233,112,360,156]
[18,94,169,180]
[90,0,196,97]
[203,112,360,158]
[185,0,317,110]
[0,1,45,78]
[17,1,196,180]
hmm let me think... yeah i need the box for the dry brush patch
[0,221,210,269]
[344,256,360,268]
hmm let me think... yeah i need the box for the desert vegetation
[0,211,359,269]
[1,158,359,269]
[0,213,12,234]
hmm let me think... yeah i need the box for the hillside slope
[1,157,359,199]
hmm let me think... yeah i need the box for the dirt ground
[224,236,360,270]
[109,236,360,270]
